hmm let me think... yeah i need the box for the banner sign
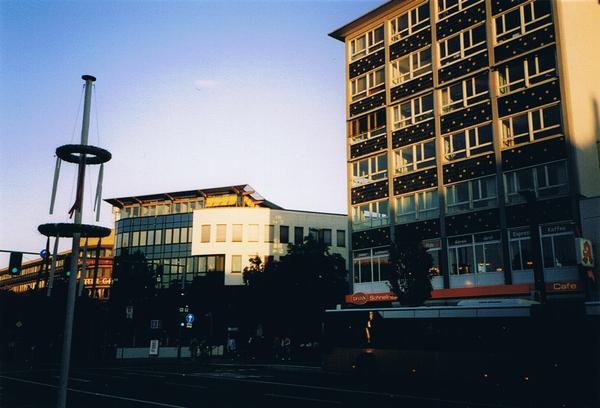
[575,238,595,267]
[346,292,398,305]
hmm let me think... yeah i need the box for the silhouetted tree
[386,238,433,306]
[243,237,347,341]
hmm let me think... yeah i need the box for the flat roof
[105,184,282,209]
[329,0,398,42]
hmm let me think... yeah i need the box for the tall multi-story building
[330,0,600,302]
[106,184,348,288]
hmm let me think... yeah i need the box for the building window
[443,124,493,161]
[448,232,503,275]
[308,228,319,241]
[280,225,289,244]
[509,228,533,271]
[265,225,274,243]
[389,3,430,43]
[498,48,557,95]
[423,239,442,276]
[294,226,304,244]
[200,225,210,243]
[181,228,189,244]
[165,229,173,244]
[336,230,346,247]
[350,67,385,102]
[351,199,389,231]
[322,229,332,246]
[494,0,552,45]
[390,47,432,86]
[446,175,497,214]
[392,93,434,130]
[438,23,486,67]
[349,109,386,145]
[438,0,484,20]
[155,230,162,245]
[232,224,243,242]
[500,104,562,148]
[541,223,575,268]
[396,189,439,223]
[441,73,489,114]
[231,255,242,273]
[216,224,226,242]
[504,160,568,203]
[349,25,384,61]
[351,153,388,187]
[248,224,259,242]
[353,248,390,283]
[132,231,140,246]
[394,139,436,174]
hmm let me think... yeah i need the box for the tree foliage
[386,238,433,306]
[243,237,347,341]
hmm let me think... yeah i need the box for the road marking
[52,375,92,383]
[265,393,341,405]
[0,375,188,408]
[165,382,208,390]
[188,374,519,408]
[123,371,166,378]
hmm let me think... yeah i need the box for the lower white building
[191,207,349,285]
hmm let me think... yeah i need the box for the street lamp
[519,190,546,304]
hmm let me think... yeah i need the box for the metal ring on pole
[38,223,112,238]
[56,144,111,165]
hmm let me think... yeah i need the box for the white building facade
[191,207,349,286]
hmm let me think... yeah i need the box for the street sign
[150,319,161,329]
[126,306,134,319]
[149,339,159,356]
[40,249,49,259]
[186,323,193,329]
[185,313,195,324]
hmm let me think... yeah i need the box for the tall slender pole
[57,74,95,408]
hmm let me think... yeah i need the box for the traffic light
[8,252,23,275]
[62,256,72,279]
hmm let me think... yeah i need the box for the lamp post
[520,190,547,304]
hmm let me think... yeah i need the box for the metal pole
[47,236,60,297]
[57,74,95,408]
[521,190,546,304]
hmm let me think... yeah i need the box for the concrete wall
[115,345,224,359]
[556,0,600,198]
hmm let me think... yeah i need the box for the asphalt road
[0,361,594,408]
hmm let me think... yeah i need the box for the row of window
[116,200,204,220]
[351,49,557,138]
[351,102,562,184]
[352,161,568,229]
[116,227,193,248]
[349,0,552,62]
[198,224,346,248]
[353,223,576,283]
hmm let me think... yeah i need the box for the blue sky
[0,0,382,265]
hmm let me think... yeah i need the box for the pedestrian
[283,336,291,361]
[227,337,237,358]
[189,337,199,361]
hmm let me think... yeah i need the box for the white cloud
[194,79,219,90]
